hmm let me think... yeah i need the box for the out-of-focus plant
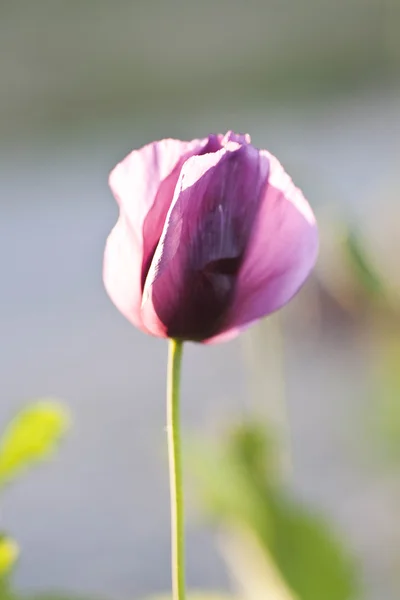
[316,161,400,317]
[0,401,69,600]
[316,204,400,458]
[0,401,70,487]
[190,421,360,600]
[0,535,18,600]
[316,216,389,316]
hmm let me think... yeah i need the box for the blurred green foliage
[190,422,359,600]
[0,401,70,487]
[0,536,18,600]
[0,537,18,578]
[345,230,385,302]
[0,401,69,600]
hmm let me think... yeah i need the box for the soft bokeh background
[1,2,399,599]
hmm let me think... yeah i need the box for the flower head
[103,131,318,342]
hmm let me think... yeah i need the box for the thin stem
[167,338,185,600]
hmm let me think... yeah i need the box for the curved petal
[141,144,269,340]
[104,137,208,332]
[103,214,154,334]
[207,151,318,341]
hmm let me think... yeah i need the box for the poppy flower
[104,131,318,342]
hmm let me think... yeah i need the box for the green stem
[167,338,185,600]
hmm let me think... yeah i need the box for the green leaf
[0,536,18,576]
[190,423,359,600]
[267,496,356,600]
[0,400,70,486]
[345,229,385,299]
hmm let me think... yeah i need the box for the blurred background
[0,2,399,600]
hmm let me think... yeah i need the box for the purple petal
[206,151,318,342]
[141,144,269,340]
[104,137,207,333]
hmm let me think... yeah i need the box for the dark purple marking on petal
[148,145,269,341]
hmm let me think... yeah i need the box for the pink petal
[103,137,207,333]
[207,151,318,341]
[103,214,156,334]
